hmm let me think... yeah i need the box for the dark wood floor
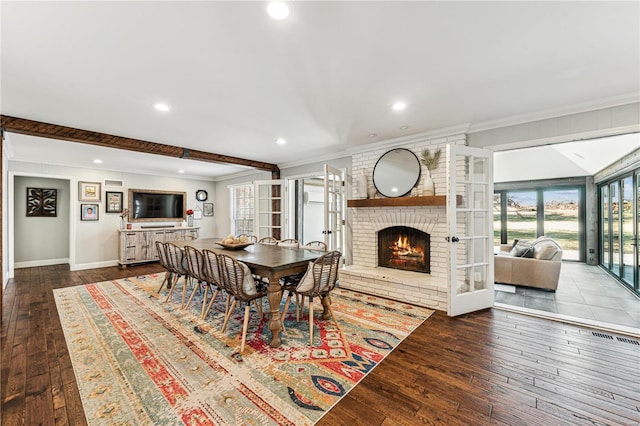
[2,264,639,425]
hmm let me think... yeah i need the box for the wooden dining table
[173,238,322,348]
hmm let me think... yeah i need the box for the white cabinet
[118,227,199,267]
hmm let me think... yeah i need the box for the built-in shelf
[347,195,460,208]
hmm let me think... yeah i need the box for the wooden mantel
[347,195,460,208]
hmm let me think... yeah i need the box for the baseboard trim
[15,258,70,269]
[71,260,120,271]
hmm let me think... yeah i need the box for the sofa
[494,237,563,291]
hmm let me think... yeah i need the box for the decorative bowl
[215,241,254,250]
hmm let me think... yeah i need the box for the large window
[230,184,254,236]
[494,183,584,261]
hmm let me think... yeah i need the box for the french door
[447,144,494,316]
[254,179,285,240]
[323,164,345,252]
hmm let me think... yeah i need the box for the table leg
[266,275,283,348]
[321,294,331,320]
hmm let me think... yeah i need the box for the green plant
[420,148,441,171]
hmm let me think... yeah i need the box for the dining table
[173,238,323,348]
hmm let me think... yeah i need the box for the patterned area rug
[54,274,434,425]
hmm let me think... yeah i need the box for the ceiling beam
[0,115,280,173]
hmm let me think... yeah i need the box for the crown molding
[468,92,640,134]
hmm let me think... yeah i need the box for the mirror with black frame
[372,148,421,197]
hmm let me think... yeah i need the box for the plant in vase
[119,208,129,229]
[420,148,441,196]
[186,209,194,227]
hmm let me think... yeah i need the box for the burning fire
[392,235,424,257]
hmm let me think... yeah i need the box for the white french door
[254,179,285,240]
[323,165,345,252]
[447,144,494,316]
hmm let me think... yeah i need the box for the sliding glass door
[601,170,639,295]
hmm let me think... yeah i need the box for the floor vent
[616,337,640,345]
[592,332,614,340]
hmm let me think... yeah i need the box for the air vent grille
[592,332,614,340]
[104,179,124,187]
[616,337,639,345]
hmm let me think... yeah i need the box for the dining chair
[258,236,277,245]
[281,250,342,346]
[155,241,173,294]
[217,253,268,353]
[164,242,192,307]
[201,249,228,321]
[237,234,257,243]
[277,238,299,248]
[301,240,327,252]
[183,246,215,317]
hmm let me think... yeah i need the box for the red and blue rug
[54,274,433,425]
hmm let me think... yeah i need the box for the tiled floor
[495,262,640,336]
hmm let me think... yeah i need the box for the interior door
[254,179,285,240]
[447,144,494,316]
[323,165,345,252]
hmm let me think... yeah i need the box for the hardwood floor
[2,264,639,425]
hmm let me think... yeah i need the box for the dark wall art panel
[26,187,58,217]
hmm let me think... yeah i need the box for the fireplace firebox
[378,226,430,273]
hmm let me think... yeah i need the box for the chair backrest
[217,254,262,301]
[184,246,208,283]
[301,240,327,252]
[296,251,342,296]
[237,234,258,243]
[278,238,299,248]
[258,236,277,245]
[202,249,223,288]
[155,241,171,269]
[165,243,189,275]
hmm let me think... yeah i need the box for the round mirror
[372,148,421,197]
[195,189,208,202]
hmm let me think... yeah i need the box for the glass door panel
[611,182,620,278]
[602,185,610,268]
[544,189,579,261]
[621,177,634,285]
[506,191,537,243]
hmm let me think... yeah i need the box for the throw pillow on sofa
[510,240,533,257]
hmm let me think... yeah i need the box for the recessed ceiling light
[368,133,378,138]
[267,1,289,20]
[276,138,287,145]
[178,170,185,174]
[400,125,409,130]
[392,102,407,111]
[154,103,170,112]
[93,159,103,164]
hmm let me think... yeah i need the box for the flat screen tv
[128,189,185,222]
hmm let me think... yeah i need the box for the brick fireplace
[339,132,466,312]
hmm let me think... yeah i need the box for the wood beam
[0,115,280,173]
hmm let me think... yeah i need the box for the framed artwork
[203,202,214,217]
[193,205,203,220]
[106,191,124,213]
[26,187,57,217]
[81,204,99,221]
[79,181,101,202]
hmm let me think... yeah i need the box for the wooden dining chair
[282,251,342,346]
[237,234,257,243]
[183,246,215,317]
[155,241,173,294]
[277,238,299,248]
[218,254,268,353]
[201,249,228,321]
[258,236,277,245]
[164,243,192,307]
[301,240,327,252]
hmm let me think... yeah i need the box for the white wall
[9,160,217,270]
[14,176,70,266]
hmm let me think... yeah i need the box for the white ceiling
[1,1,639,180]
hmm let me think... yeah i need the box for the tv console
[117,227,199,267]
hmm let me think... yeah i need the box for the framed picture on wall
[203,202,213,217]
[81,204,99,221]
[26,187,58,217]
[79,181,101,202]
[105,191,123,213]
